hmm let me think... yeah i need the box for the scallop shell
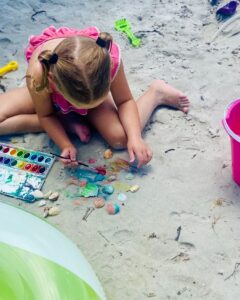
[48,192,59,201]
[94,198,105,208]
[31,190,43,199]
[103,149,113,159]
[48,206,60,216]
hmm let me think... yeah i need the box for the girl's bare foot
[71,123,91,143]
[152,80,190,113]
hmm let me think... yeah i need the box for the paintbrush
[50,152,106,175]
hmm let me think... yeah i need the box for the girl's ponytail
[96,32,113,51]
[36,50,58,92]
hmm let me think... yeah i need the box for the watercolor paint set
[0,143,55,202]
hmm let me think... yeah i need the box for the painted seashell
[129,185,140,193]
[117,193,127,202]
[94,198,105,208]
[103,149,113,159]
[31,189,43,199]
[106,203,120,215]
[38,200,47,207]
[94,174,105,182]
[48,192,59,201]
[107,175,117,182]
[125,173,135,180]
[102,185,114,195]
[48,206,60,216]
[43,191,53,199]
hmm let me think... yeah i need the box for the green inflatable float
[0,202,106,300]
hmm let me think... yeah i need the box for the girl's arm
[110,60,152,167]
[26,65,77,165]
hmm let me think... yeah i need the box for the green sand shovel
[114,18,141,47]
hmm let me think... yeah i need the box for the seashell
[94,174,105,182]
[125,173,135,180]
[129,185,140,193]
[102,185,114,195]
[48,206,60,216]
[43,207,50,218]
[107,175,117,182]
[94,197,105,208]
[48,192,59,201]
[43,191,53,199]
[38,200,47,207]
[117,193,127,202]
[106,203,120,215]
[103,149,113,159]
[31,189,43,199]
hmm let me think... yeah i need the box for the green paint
[0,242,101,300]
[5,174,13,183]
[79,183,99,197]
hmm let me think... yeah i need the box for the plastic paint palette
[0,143,55,202]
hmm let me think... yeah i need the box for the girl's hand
[127,137,152,168]
[60,145,78,167]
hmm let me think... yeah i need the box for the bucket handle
[223,99,240,143]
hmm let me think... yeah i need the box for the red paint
[24,163,32,170]
[95,166,106,175]
[31,165,39,172]
[3,147,9,153]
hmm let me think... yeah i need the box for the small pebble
[117,193,127,202]
[102,185,114,194]
[94,197,105,208]
[103,149,113,159]
[125,173,135,180]
[48,192,59,201]
[129,185,140,193]
[31,190,43,199]
[48,206,60,216]
[38,200,47,207]
[106,203,120,215]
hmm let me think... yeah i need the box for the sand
[1,0,240,299]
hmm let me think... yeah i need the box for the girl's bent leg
[87,95,127,149]
[0,86,43,134]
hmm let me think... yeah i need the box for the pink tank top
[25,26,121,115]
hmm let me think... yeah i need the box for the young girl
[0,26,189,167]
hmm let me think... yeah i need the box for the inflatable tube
[0,201,106,300]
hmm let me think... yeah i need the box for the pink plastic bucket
[223,99,240,185]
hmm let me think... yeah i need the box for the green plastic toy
[114,18,141,47]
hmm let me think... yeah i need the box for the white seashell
[43,191,53,199]
[48,206,60,216]
[129,185,140,193]
[38,200,47,207]
[117,193,127,202]
[31,190,43,199]
[48,192,59,201]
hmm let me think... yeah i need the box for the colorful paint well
[0,143,56,201]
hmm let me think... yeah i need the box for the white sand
[1,0,240,299]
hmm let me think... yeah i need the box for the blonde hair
[36,32,113,105]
